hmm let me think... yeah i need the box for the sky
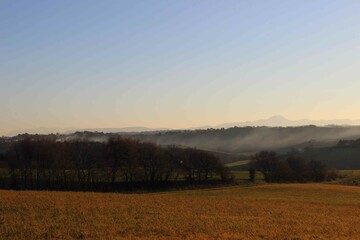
[1,0,360,135]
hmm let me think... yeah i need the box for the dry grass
[1,184,360,239]
[335,170,360,186]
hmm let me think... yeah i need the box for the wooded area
[0,136,231,191]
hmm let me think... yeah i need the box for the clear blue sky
[1,0,360,135]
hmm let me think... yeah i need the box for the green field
[225,160,251,168]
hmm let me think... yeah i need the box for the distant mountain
[5,127,170,137]
[63,127,170,134]
[5,127,74,137]
[215,115,360,128]
[6,115,360,137]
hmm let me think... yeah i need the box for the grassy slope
[1,184,360,239]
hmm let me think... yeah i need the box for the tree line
[250,151,338,183]
[0,136,232,191]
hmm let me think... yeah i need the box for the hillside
[299,145,360,170]
[4,126,360,169]
[132,125,360,154]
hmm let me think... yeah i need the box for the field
[224,160,251,168]
[335,170,360,186]
[1,184,360,239]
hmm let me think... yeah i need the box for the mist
[130,126,360,154]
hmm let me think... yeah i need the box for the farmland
[1,184,360,239]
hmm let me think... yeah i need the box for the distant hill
[298,138,360,169]
[299,146,360,170]
[214,115,360,129]
[4,126,360,169]
[6,115,360,136]
[63,127,170,134]
[5,127,170,137]
[132,125,360,155]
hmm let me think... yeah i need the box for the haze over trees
[132,125,360,154]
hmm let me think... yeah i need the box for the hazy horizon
[5,115,360,137]
[2,1,360,136]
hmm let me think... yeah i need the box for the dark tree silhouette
[251,151,329,183]
[0,136,231,191]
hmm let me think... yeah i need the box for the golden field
[1,184,360,240]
